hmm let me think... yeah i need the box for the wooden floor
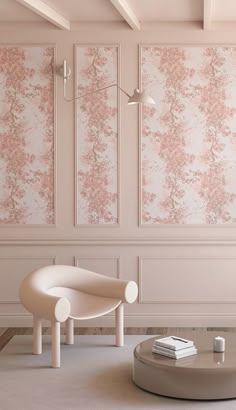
[1,326,235,352]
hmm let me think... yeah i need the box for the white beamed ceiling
[128,0,203,22]
[0,0,236,28]
[41,0,123,22]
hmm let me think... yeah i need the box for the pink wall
[0,22,236,327]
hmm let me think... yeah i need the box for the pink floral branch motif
[141,46,236,224]
[142,47,194,224]
[32,47,54,224]
[77,47,118,224]
[0,47,34,223]
[0,46,54,224]
[195,48,236,223]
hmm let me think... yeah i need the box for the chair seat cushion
[47,287,121,320]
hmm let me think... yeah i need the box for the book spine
[154,342,193,351]
[152,348,197,359]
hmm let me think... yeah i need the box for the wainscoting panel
[0,244,235,327]
[75,257,120,278]
[139,257,236,304]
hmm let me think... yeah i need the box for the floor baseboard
[1,326,236,352]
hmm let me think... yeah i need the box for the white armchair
[19,265,138,368]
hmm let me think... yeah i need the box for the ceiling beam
[203,0,212,30]
[16,0,70,30]
[110,0,140,31]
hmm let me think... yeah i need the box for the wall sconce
[61,60,156,105]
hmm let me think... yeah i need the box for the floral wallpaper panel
[76,46,118,225]
[141,46,236,224]
[0,45,54,224]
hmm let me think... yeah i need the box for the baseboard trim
[1,315,236,327]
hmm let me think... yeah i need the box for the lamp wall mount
[63,59,71,81]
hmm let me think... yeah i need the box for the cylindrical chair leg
[115,303,124,347]
[33,316,42,355]
[65,318,74,345]
[51,321,60,368]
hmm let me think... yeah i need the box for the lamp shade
[128,88,155,105]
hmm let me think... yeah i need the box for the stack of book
[152,336,197,359]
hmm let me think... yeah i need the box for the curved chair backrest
[19,265,138,322]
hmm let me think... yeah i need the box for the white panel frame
[0,43,57,228]
[139,44,236,229]
[204,0,213,30]
[74,44,121,228]
[139,256,236,304]
[75,256,120,279]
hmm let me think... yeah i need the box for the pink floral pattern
[141,46,236,224]
[0,46,54,224]
[76,46,118,224]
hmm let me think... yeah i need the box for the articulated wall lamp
[61,60,156,105]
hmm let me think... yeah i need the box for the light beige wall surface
[0,22,236,327]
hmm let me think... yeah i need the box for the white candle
[213,336,225,353]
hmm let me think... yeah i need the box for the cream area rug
[1,335,236,410]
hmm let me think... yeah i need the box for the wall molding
[0,44,57,228]
[139,256,236,304]
[75,256,120,278]
[138,44,236,227]
[74,44,121,227]
[0,238,236,245]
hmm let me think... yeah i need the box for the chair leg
[51,321,60,368]
[33,316,42,355]
[115,303,124,347]
[65,318,74,345]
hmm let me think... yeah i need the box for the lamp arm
[63,82,131,102]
